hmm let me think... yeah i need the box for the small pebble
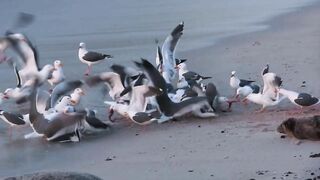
[105,158,112,161]
[221,130,225,133]
[188,170,194,173]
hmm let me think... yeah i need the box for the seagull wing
[82,51,112,62]
[161,22,184,69]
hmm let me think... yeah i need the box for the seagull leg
[242,99,249,106]
[8,126,13,139]
[108,108,114,122]
[256,106,265,113]
[84,65,91,76]
[88,65,92,75]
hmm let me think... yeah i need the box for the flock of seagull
[0,21,319,143]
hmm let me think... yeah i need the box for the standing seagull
[229,71,255,95]
[78,42,113,76]
[279,88,319,110]
[48,60,65,87]
[261,65,282,99]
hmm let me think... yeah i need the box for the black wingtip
[171,22,184,36]
[134,60,142,68]
[5,30,14,36]
[119,86,132,97]
[202,76,212,80]
[104,54,113,59]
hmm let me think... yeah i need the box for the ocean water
[0,0,316,63]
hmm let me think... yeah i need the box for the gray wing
[82,51,112,62]
[44,113,85,138]
[2,111,25,125]
[51,80,84,107]
[294,93,319,106]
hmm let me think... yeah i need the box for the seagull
[136,59,217,123]
[70,88,85,105]
[176,62,211,88]
[5,32,39,84]
[0,110,29,136]
[81,109,110,133]
[48,60,65,87]
[27,83,86,142]
[229,71,255,95]
[105,85,163,125]
[261,65,282,99]
[78,42,113,76]
[3,78,36,104]
[279,88,319,109]
[161,22,184,84]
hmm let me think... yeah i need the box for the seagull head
[231,71,236,77]
[7,33,27,42]
[54,60,63,68]
[74,88,85,96]
[79,42,86,49]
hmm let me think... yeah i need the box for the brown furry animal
[277,115,320,140]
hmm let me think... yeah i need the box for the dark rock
[188,170,194,173]
[310,153,320,158]
[105,157,112,161]
[4,172,102,180]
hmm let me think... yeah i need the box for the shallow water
[0,0,316,61]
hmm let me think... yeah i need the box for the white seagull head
[79,42,86,49]
[53,60,63,68]
[74,88,85,96]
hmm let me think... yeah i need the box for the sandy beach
[0,0,320,180]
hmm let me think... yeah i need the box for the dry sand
[1,2,320,180]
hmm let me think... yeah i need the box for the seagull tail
[202,76,212,80]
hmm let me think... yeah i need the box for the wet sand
[1,1,320,180]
